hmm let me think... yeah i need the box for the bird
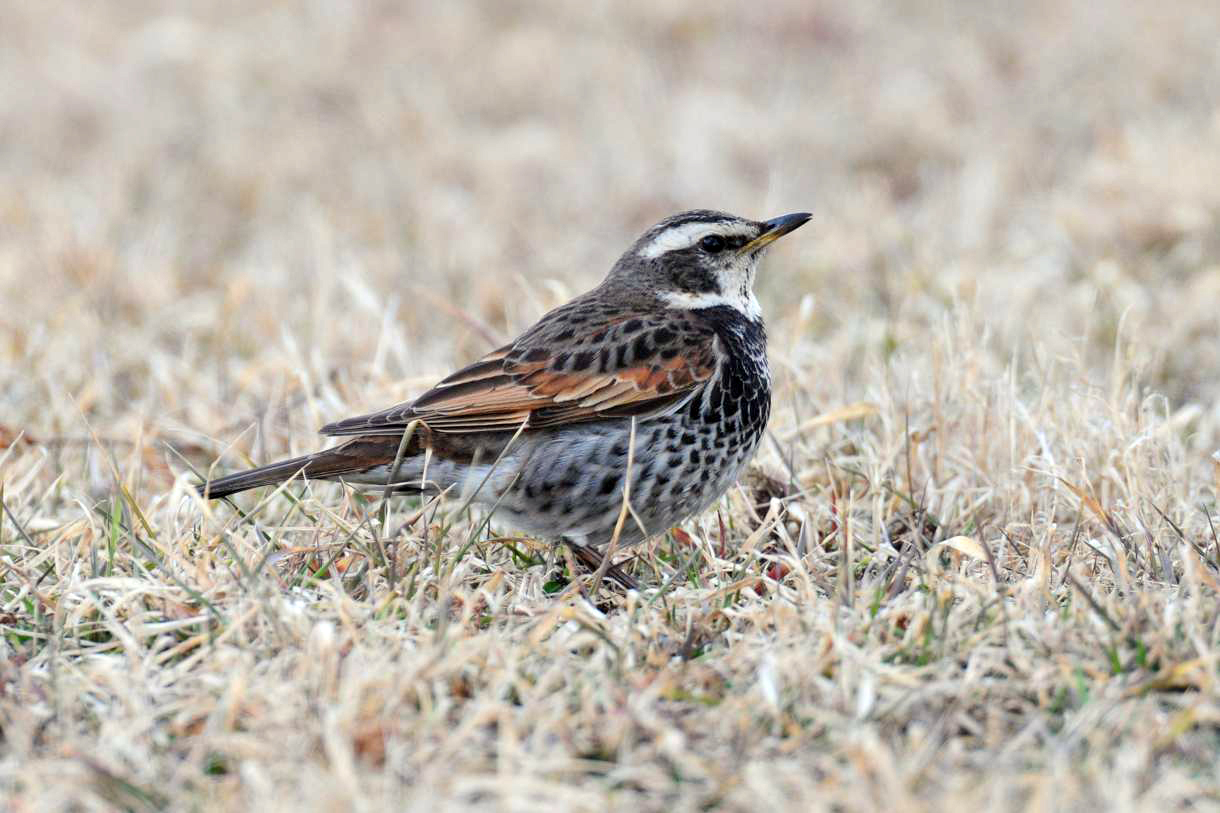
[199,209,810,573]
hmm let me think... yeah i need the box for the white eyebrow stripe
[637,222,754,259]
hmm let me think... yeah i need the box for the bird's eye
[699,235,726,253]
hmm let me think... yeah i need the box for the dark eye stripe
[699,234,751,252]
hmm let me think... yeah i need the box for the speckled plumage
[200,209,810,551]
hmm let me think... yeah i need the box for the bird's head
[609,209,811,321]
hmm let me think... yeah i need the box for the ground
[2,2,1220,810]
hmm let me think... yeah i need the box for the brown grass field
[3,2,1220,810]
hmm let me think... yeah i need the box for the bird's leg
[564,539,638,591]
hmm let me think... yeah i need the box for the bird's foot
[565,541,639,592]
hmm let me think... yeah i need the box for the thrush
[199,209,810,559]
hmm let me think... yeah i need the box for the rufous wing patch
[321,313,718,436]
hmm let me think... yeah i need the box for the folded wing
[321,311,717,437]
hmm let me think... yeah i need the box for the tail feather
[197,438,401,499]
[196,454,317,499]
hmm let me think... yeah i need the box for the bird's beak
[741,212,813,253]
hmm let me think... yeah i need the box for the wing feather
[320,311,716,437]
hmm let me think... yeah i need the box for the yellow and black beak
[741,212,812,253]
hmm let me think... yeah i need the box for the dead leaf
[926,535,989,578]
[1059,478,1109,524]
[782,402,879,439]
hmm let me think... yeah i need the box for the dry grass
[3,1,1220,810]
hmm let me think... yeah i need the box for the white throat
[660,288,762,321]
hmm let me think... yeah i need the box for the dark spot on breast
[668,456,684,469]
[598,348,613,373]
[652,327,674,345]
[615,344,629,367]
[660,346,679,360]
[554,328,576,342]
[539,500,554,512]
[552,352,570,370]
[681,432,695,445]
[524,347,549,362]
[599,475,617,495]
[622,319,644,334]
[689,449,701,465]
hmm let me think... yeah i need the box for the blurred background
[1,0,1219,485]
[4,4,1220,807]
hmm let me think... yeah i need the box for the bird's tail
[196,454,318,499]
[196,438,403,499]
